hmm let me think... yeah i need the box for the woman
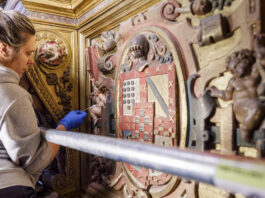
[0,8,87,197]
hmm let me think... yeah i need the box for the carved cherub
[208,49,265,142]
[191,0,212,15]
[89,79,109,127]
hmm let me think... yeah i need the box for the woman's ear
[0,42,15,63]
[0,42,14,61]
[0,42,9,57]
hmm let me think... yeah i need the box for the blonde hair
[0,8,35,51]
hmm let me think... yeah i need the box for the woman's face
[6,35,35,78]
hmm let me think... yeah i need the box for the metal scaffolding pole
[43,128,265,198]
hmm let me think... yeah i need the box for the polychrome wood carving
[84,0,264,197]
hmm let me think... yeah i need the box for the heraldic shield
[117,31,179,188]
[119,64,177,187]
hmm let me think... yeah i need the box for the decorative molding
[78,0,162,38]
[21,0,108,19]
[5,0,163,31]
[25,10,78,26]
[22,0,76,18]
[75,0,111,20]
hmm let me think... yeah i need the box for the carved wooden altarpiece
[85,0,264,197]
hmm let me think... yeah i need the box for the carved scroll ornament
[161,0,235,21]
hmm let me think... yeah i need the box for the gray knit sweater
[0,65,52,189]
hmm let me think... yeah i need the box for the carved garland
[37,65,73,114]
[26,66,65,121]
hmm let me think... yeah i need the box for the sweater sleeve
[0,94,53,176]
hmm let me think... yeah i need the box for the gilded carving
[36,41,65,66]
[27,66,65,121]
[34,31,73,115]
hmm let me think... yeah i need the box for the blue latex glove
[58,110,87,130]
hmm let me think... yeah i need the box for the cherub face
[191,0,212,15]
[233,59,252,79]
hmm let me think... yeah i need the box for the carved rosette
[36,41,65,67]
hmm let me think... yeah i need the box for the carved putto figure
[36,41,64,66]
[190,0,212,15]
[89,79,109,127]
[208,49,265,142]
